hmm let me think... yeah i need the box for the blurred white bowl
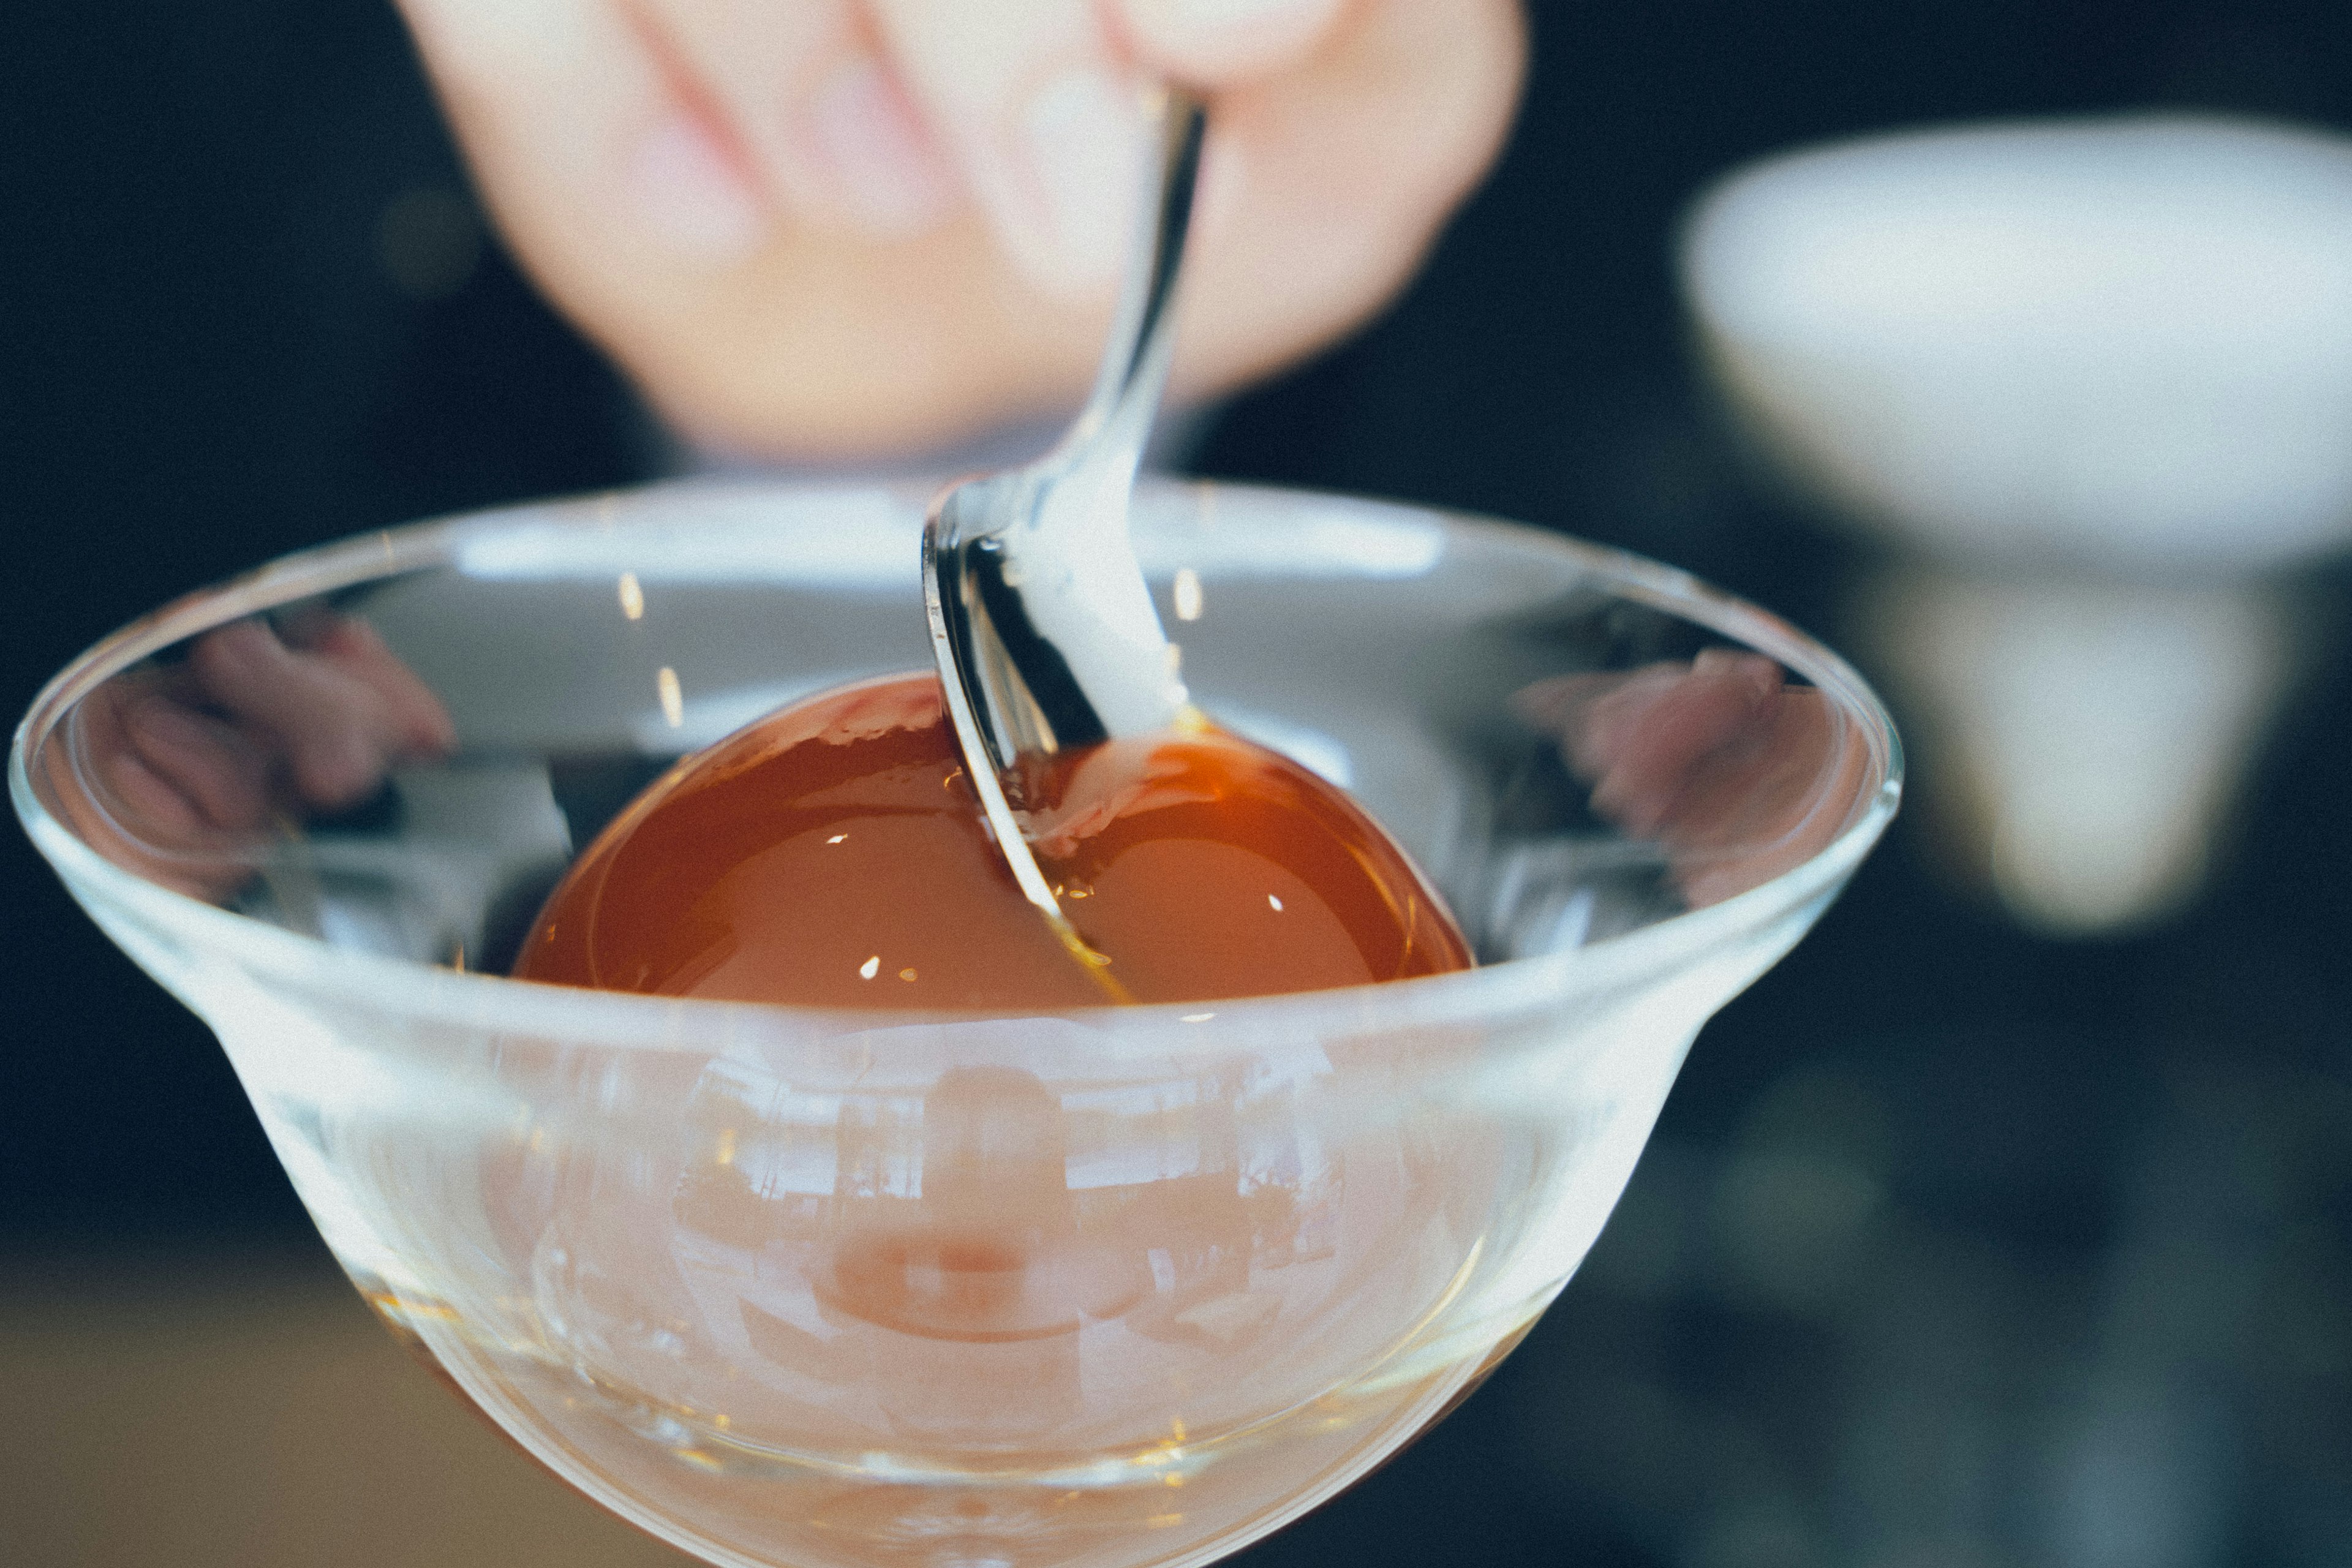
[1684,115,2352,575]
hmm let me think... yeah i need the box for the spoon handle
[1052,89,1208,485]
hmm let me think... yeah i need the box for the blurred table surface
[0,1251,687,1567]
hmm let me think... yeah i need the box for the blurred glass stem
[1853,568,2307,934]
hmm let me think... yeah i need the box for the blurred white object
[1858,571,2299,934]
[1685,115,2352,572]
[1681,116,2352,932]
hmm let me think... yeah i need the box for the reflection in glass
[1516,648,1869,910]
[45,614,453,903]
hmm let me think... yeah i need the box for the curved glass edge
[10,478,1904,1055]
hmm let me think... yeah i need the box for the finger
[1112,0,1348,84]
[1553,667,1686,778]
[298,616,460,758]
[1675,696,1870,908]
[99,748,257,903]
[398,0,768,262]
[123,693,276,832]
[1589,654,1782,836]
[641,0,959,237]
[869,0,1153,296]
[1687,692,1866,850]
[1509,672,1644,771]
[70,682,208,843]
[633,0,854,211]
[188,622,402,810]
[1159,0,1523,396]
[46,685,243,902]
[801,40,965,236]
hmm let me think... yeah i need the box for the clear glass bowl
[12,479,1898,1568]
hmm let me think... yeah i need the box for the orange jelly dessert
[514,674,1469,1007]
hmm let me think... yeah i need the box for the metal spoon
[921,89,1205,981]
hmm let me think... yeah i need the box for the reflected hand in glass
[1517,649,1869,910]
[45,612,454,902]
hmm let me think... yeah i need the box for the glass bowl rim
[10,477,1902,1053]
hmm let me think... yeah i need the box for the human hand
[393,0,1525,460]
[1517,650,1871,908]
[45,615,456,902]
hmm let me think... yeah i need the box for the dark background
[7,3,2352,1565]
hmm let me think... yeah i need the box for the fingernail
[1005,67,1148,295]
[630,112,766,258]
[810,58,958,236]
